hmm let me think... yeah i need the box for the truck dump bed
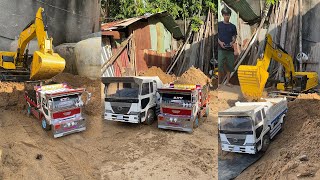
[233,97,287,123]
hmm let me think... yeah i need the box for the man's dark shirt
[218,21,237,51]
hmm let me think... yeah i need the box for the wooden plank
[167,30,193,74]
[276,0,290,80]
[101,34,132,75]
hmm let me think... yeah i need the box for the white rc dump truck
[218,97,288,154]
[102,76,163,124]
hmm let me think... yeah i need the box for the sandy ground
[100,90,217,180]
[0,72,218,179]
[218,85,320,180]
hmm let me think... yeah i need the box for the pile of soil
[52,73,101,116]
[237,94,320,179]
[175,67,211,86]
[139,66,175,84]
[0,82,25,110]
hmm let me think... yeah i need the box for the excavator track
[0,68,30,82]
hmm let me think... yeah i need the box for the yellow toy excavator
[238,34,318,99]
[0,7,65,81]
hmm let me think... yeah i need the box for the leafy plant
[266,0,279,5]
[190,16,204,32]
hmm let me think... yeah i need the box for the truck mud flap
[218,152,264,180]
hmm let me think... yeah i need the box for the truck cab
[102,76,163,124]
[218,98,287,154]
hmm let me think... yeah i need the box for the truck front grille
[111,106,130,114]
[227,138,245,146]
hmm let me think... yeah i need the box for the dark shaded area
[218,152,264,180]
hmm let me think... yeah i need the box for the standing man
[218,6,237,87]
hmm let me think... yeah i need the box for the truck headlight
[221,141,229,144]
[105,110,113,113]
[129,111,139,115]
[245,143,255,146]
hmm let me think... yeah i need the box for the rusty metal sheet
[136,49,149,74]
[101,17,142,31]
[102,31,121,39]
[143,49,173,72]
[101,12,183,39]
[156,22,165,53]
[112,48,130,77]
[134,22,152,73]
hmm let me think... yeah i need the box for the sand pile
[0,82,25,110]
[175,67,210,86]
[139,66,175,84]
[52,73,101,116]
[297,93,320,100]
[237,95,320,180]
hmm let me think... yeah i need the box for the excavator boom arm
[17,8,51,62]
[238,34,296,99]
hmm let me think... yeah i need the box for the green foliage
[104,0,217,20]
[266,0,279,5]
[190,16,204,32]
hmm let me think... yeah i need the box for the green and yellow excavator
[238,34,318,99]
[0,7,65,81]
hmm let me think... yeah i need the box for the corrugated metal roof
[223,0,261,24]
[101,12,183,39]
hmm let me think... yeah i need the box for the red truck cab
[157,84,209,133]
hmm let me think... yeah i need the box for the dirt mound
[297,93,320,100]
[52,73,101,116]
[237,96,320,180]
[139,66,175,84]
[0,82,25,110]
[175,67,210,86]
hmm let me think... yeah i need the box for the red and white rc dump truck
[24,82,91,138]
[157,83,210,132]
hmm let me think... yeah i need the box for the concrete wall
[302,0,320,74]
[0,0,100,51]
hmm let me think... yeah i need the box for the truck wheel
[193,117,199,128]
[41,118,51,131]
[279,115,286,133]
[261,135,270,152]
[143,109,155,125]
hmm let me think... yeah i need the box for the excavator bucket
[238,65,269,99]
[30,51,65,80]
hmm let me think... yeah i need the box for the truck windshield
[161,93,192,107]
[220,116,253,132]
[52,94,79,110]
[106,82,139,98]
